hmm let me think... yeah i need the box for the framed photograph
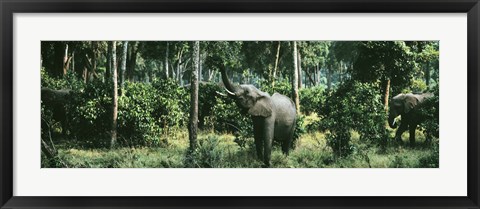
[1,0,479,208]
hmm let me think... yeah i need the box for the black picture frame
[1,0,479,208]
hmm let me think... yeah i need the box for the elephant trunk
[388,116,397,129]
[219,67,237,95]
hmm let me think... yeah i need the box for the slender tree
[165,42,170,78]
[189,41,200,150]
[272,41,281,88]
[120,41,128,96]
[105,41,112,81]
[110,41,118,148]
[292,41,300,113]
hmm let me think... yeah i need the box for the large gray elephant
[388,93,433,145]
[219,68,297,167]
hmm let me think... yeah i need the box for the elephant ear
[404,95,418,113]
[248,96,272,118]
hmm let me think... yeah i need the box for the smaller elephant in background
[388,93,433,145]
[41,87,72,134]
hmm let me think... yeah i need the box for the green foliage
[41,68,84,91]
[118,82,162,146]
[152,78,189,128]
[418,85,439,141]
[68,80,112,146]
[206,93,252,139]
[321,81,388,156]
[299,86,326,115]
[353,41,416,93]
[408,78,428,93]
[260,79,292,97]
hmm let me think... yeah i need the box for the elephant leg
[409,124,417,146]
[263,133,273,167]
[280,126,295,155]
[395,122,408,143]
[262,117,275,167]
[252,119,264,161]
[253,118,264,161]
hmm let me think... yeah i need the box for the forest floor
[43,129,439,168]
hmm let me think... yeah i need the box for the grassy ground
[43,129,439,168]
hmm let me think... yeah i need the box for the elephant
[219,67,297,167]
[388,93,433,145]
[41,87,72,134]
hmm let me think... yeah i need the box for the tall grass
[43,129,439,168]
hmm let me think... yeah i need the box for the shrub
[206,93,252,139]
[320,81,388,156]
[152,78,189,129]
[300,86,326,115]
[41,68,84,91]
[68,80,112,146]
[260,79,292,97]
[418,84,439,141]
[118,82,163,146]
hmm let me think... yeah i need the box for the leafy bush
[260,79,292,97]
[68,80,112,146]
[205,93,252,139]
[65,79,189,147]
[41,68,84,91]
[320,81,387,156]
[152,78,189,129]
[299,86,326,115]
[118,79,188,146]
[118,82,162,146]
[418,85,439,141]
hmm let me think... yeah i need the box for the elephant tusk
[224,87,236,96]
[215,91,227,97]
[392,119,396,127]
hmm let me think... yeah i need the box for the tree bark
[63,44,69,76]
[189,41,200,151]
[425,61,430,90]
[87,41,98,82]
[384,79,390,113]
[110,41,118,148]
[297,50,302,89]
[165,42,169,78]
[292,41,300,114]
[120,41,128,96]
[106,42,112,81]
[127,42,138,81]
[272,41,281,88]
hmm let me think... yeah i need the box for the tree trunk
[165,42,169,78]
[72,52,75,75]
[127,42,138,81]
[106,42,112,81]
[110,41,118,148]
[384,79,390,113]
[327,64,332,90]
[292,41,300,114]
[52,42,65,77]
[189,41,200,151]
[88,41,98,82]
[272,41,281,88]
[297,50,302,89]
[306,68,315,87]
[63,44,69,76]
[120,41,128,96]
[425,61,430,90]
[177,47,184,84]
